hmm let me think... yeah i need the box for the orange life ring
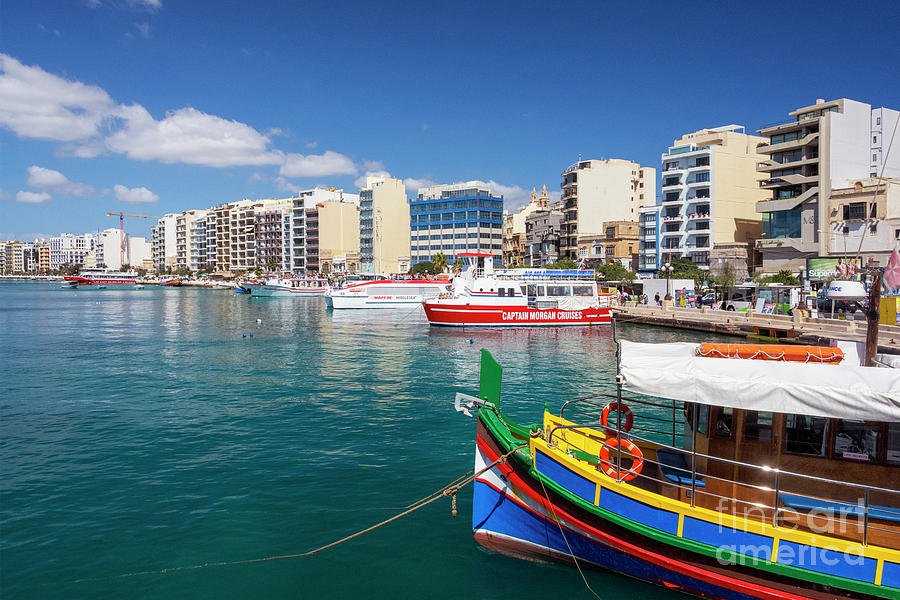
[598,437,644,482]
[600,402,633,434]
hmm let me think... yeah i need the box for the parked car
[815,289,858,314]
[700,293,716,306]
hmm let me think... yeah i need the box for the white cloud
[248,171,266,183]
[135,22,150,38]
[280,150,357,178]
[113,184,158,204]
[105,105,282,167]
[127,0,161,10]
[274,176,298,193]
[0,54,116,142]
[488,181,535,210]
[16,190,51,203]
[403,177,437,192]
[305,139,318,149]
[265,127,287,137]
[26,166,94,197]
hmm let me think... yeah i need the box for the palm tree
[432,252,448,273]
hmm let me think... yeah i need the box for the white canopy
[618,340,900,422]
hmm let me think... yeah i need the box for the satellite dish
[827,280,867,301]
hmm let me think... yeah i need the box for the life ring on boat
[600,402,633,434]
[598,437,643,482]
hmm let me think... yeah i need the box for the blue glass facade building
[409,183,504,265]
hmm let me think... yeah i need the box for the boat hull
[326,293,430,309]
[64,276,136,285]
[423,302,611,327]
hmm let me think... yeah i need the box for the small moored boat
[326,278,449,309]
[246,277,329,297]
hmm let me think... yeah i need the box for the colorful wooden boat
[459,340,900,599]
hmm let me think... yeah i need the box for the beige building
[359,176,409,274]
[314,200,360,275]
[825,177,900,268]
[559,159,655,259]
[175,210,208,271]
[577,221,640,269]
[756,98,900,272]
[503,185,550,265]
[659,125,766,276]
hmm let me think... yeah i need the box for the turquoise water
[1,281,727,599]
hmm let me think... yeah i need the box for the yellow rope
[537,476,604,600]
[77,443,527,582]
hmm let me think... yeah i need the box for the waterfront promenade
[612,302,900,351]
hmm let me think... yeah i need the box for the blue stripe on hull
[472,480,759,600]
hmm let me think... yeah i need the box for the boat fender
[598,438,643,483]
[600,402,633,434]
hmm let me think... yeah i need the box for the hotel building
[658,125,767,276]
[577,221,640,269]
[409,181,504,267]
[756,98,900,272]
[360,177,410,274]
[559,159,656,259]
[637,206,661,275]
[524,203,564,267]
[151,214,178,272]
[49,233,95,271]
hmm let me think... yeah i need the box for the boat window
[497,288,506,297]
[743,411,773,443]
[833,420,879,462]
[712,407,733,438]
[572,285,594,296]
[546,285,570,297]
[784,414,828,456]
[685,403,709,435]
[888,424,900,465]
[527,284,544,297]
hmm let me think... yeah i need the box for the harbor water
[1,281,732,599]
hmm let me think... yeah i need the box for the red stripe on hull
[424,303,611,327]
[475,434,809,600]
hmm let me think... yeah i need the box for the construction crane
[106,212,160,267]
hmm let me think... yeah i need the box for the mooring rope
[75,443,527,582]
[537,476,604,600]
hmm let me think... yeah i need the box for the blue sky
[2,0,899,241]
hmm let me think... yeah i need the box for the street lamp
[661,262,674,301]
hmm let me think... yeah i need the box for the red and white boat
[64,268,137,286]
[326,278,450,309]
[422,253,611,327]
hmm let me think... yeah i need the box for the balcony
[661,229,683,237]
[756,131,820,154]
[759,174,817,189]
[661,181,682,189]
[756,155,819,173]
[661,214,682,222]
[756,187,818,213]
[686,212,710,220]
[661,195,683,205]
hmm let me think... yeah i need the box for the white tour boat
[246,277,330,297]
[64,268,138,286]
[423,253,611,327]
[325,278,451,309]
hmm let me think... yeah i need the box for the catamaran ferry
[422,253,611,327]
[326,279,450,309]
[64,268,137,285]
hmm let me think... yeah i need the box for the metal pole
[863,488,869,546]
[672,400,677,446]
[616,383,623,482]
[691,402,698,508]
[773,470,780,528]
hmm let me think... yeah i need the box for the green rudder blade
[479,349,502,406]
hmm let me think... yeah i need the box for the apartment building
[525,203,564,267]
[559,159,656,259]
[49,233,95,270]
[410,181,504,267]
[577,221,640,269]
[174,210,208,271]
[756,98,900,272]
[502,185,551,265]
[38,245,50,273]
[658,125,767,276]
[638,206,661,275]
[360,177,410,274]
[281,188,359,275]
[151,214,178,272]
[307,199,360,275]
